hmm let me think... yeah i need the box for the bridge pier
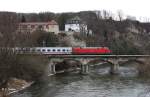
[110,60,119,74]
[79,59,90,74]
[51,64,56,74]
[80,64,89,74]
[47,61,56,76]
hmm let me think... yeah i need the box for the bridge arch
[86,58,115,66]
[54,58,83,71]
[83,58,120,74]
[120,59,146,66]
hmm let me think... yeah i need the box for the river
[12,64,150,97]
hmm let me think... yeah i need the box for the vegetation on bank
[137,58,150,77]
[0,13,50,96]
[0,49,49,96]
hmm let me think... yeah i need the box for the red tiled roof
[48,20,58,25]
[19,20,58,25]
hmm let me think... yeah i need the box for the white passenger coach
[35,47,72,54]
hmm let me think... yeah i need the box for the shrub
[0,49,49,89]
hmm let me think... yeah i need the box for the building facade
[65,16,88,34]
[18,20,59,34]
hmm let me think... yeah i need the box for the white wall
[44,25,59,34]
[65,24,80,32]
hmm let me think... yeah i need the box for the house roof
[66,16,86,24]
[48,20,58,25]
[66,16,82,24]
[71,16,81,21]
[19,20,58,25]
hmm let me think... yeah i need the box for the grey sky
[0,0,150,21]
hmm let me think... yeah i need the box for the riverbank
[0,78,33,97]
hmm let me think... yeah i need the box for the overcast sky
[1,0,150,21]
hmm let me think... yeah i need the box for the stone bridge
[46,55,150,76]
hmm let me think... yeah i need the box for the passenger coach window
[47,49,51,52]
[57,49,60,52]
[42,49,45,52]
[53,49,56,52]
[62,49,65,51]
[37,49,41,52]
[32,49,35,52]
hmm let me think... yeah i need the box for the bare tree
[95,10,102,19]
[117,10,124,21]
[102,10,114,20]
[0,12,18,47]
[0,12,19,96]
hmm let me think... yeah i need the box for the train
[15,47,111,55]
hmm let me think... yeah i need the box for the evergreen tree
[58,13,70,31]
[21,15,26,22]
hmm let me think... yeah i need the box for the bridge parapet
[47,55,150,58]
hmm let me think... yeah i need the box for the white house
[65,16,88,34]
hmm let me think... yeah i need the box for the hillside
[0,11,149,54]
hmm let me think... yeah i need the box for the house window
[37,49,41,52]
[69,28,72,31]
[38,25,43,30]
[31,25,35,28]
[32,49,35,52]
[72,20,75,24]
[22,25,27,29]
[46,25,49,29]
[42,49,46,52]
[75,20,78,23]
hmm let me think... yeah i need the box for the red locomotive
[72,47,111,54]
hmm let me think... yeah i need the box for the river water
[13,65,150,97]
